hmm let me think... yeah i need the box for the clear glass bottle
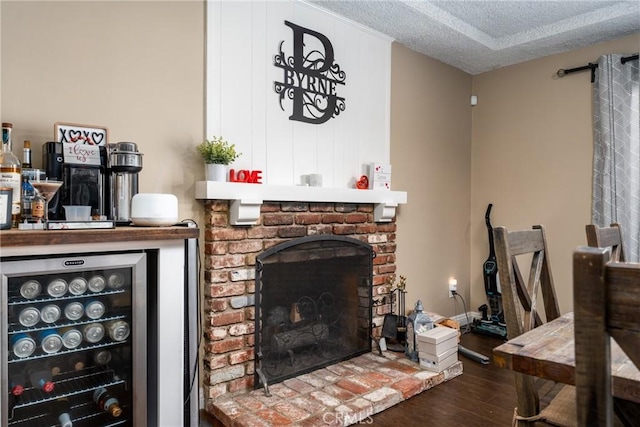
[21,175,34,220]
[1,122,22,227]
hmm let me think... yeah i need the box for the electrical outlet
[448,279,457,298]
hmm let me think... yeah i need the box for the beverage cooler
[1,252,147,427]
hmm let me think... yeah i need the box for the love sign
[229,169,263,184]
[62,142,102,166]
[54,122,109,146]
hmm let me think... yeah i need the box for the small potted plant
[196,136,241,181]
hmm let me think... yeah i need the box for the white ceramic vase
[205,163,228,182]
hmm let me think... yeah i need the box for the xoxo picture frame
[54,122,109,146]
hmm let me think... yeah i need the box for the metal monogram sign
[273,21,346,124]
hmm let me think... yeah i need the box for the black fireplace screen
[254,235,373,388]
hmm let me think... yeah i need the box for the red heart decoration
[356,175,369,189]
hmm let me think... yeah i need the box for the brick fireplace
[202,199,398,402]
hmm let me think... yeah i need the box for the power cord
[180,219,203,410]
[451,290,472,334]
[451,290,490,365]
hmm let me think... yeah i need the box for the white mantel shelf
[195,181,407,225]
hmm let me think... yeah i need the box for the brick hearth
[209,352,462,426]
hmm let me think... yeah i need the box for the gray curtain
[592,54,640,262]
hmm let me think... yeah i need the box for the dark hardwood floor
[370,332,517,426]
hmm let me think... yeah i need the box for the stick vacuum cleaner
[472,204,507,339]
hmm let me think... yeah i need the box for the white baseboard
[449,311,481,327]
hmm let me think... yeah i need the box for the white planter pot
[205,163,228,182]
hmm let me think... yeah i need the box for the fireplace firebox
[254,235,374,390]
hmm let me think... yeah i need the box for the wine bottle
[52,397,73,427]
[9,371,27,396]
[22,140,32,169]
[93,387,123,417]
[27,363,55,393]
[67,352,87,371]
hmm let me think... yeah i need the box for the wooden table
[493,312,640,404]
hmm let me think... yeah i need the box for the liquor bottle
[27,363,55,392]
[32,192,45,221]
[52,397,73,427]
[1,122,22,227]
[21,175,34,220]
[93,387,123,417]
[22,140,32,168]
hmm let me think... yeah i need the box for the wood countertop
[0,225,199,247]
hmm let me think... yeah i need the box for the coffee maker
[43,141,108,220]
[106,141,143,223]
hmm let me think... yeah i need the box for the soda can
[107,272,125,289]
[60,327,83,349]
[68,277,88,296]
[18,306,41,327]
[47,279,68,298]
[11,333,36,358]
[20,280,41,299]
[93,349,112,366]
[106,320,131,342]
[85,300,105,320]
[83,323,105,343]
[88,275,106,293]
[40,304,62,324]
[64,302,84,321]
[40,329,63,354]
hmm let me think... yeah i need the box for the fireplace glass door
[255,235,373,388]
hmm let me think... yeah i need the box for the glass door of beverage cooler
[1,252,146,427]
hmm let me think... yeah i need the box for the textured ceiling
[307,0,640,74]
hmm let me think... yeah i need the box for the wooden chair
[573,246,640,427]
[585,223,626,262]
[493,225,576,427]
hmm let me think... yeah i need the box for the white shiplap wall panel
[248,1,268,175]
[264,0,296,185]
[206,1,222,137]
[207,0,391,188]
[219,2,254,167]
[290,2,333,186]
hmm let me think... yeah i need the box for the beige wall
[470,34,640,315]
[391,43,472,317]
[0,0,206,227]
